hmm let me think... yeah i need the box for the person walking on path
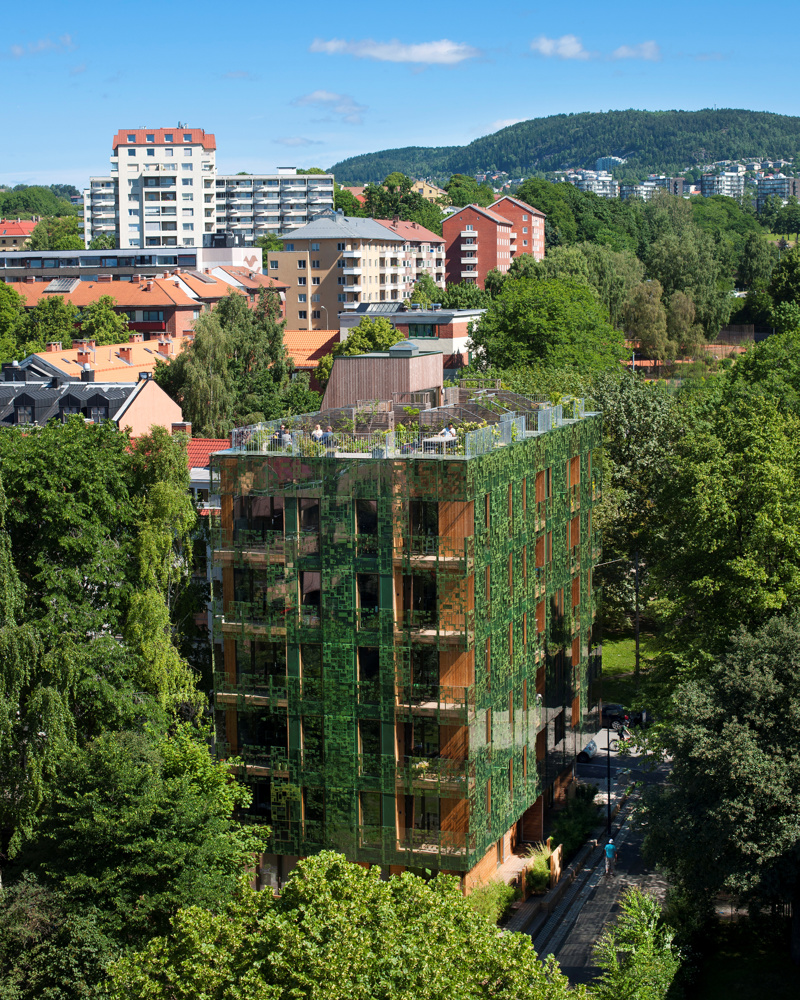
[604,839,617,876]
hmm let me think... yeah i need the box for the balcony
[393,533,474,570]
[460,269,478,279]
[460,231,476,238]
[345,282,363,292]
[341,301,359,310]
[341,248,362,258]
[460,257,478,265]
[397,754,475,790]
[342,266,362,275]
[395,682,475,721]
[397,828,473,858]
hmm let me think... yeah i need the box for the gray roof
[0,380,145,427]
[286,212,403,243]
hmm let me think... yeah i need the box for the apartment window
[127,133,135,142]
[164,133,173,142]
[183,209,194,216]
[183,133,192,141]
[523,240,528,247]
[269,260,279,270]
[522,214,528,221]
[522,227,528,234]
[297,260,306,269]
[182,193,193,201]
[311,294,320,302]
[311,260,320,269]
[182,178,193,186]
[128,149,136,157]
[298,294,307,302]
[142,310,164,321]
[312,310,321,319]
[311,242,320,251]
[311,276,320,285]
[146,134,154,142]
[182,224,194,232]
[297,276,307,286]
[298,310,307,319]
[337,259,345,268]
[466,224,473,230]
[182,164,193,171]
[337,293,346,302]
[337,277,345,285]
[183,148,192,158]
[164,148,174,157]
[146,148,155,157]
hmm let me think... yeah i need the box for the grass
[599,631,661,706]
[687,922,797,1000]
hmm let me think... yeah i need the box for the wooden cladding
[535,536,545,569]
[568,455,580,488]
[572,575,580,608]
[570,516,580,547]
[535,470,545,504]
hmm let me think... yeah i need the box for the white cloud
[275,136,322,147]
[530,35,591,60]
[489,118,525,132]
[293,89,367,125]
[611,41,661,61]
[7,33,76,58]
[310,37,480,65]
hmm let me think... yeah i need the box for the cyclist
[604,839,617,876]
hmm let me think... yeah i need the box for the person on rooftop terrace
[311,423,323,442]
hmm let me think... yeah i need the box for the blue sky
[2,0,797,189]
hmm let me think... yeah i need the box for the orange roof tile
[187,438,229,469]
[283,330,339,367]
[216,266,289,292]
[112,128,216,151]
[375,219,445,243]
[0,219,37,237]
[33,338,187,382]
[15,276,199,310]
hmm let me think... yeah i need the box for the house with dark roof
[0,364,184,437]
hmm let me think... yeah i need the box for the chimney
[204,268,210,274]
[80,364,95,383]
[118,346,133,362]
[146,281,153,291]
[45,341,62,353]
[77,349,92,364]
[24,275,36,283]
[393,214,400,226]
[129,332,144,343]
[171,421,192,435]
[97,274,113,283]
[157,340,171,356]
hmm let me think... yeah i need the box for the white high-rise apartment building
[83,128,335,250]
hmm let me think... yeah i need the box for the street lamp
[319,304,329,329]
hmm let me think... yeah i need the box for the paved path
[527,757,672,987]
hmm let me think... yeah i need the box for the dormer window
[15,404,33,425]
[89,405,108,423]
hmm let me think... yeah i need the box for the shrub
[550,796,600,860]
[574,781,600,803]
[524,842,552,893]
[467,879,520,924]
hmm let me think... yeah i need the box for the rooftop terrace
[225,383,598,461]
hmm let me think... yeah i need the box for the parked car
[600,704,631,731]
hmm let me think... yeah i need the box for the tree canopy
[315,315,404,388]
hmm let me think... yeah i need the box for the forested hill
[330,109,800,183]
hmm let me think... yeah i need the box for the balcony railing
[398,828,473,856]
[395,682,476,717]
[398,754,474,785]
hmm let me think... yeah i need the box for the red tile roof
[341,186,367,204]
[187,438,229,469]
[112,128,216,151]
[0,219,37,237]
[444,205,513,226]
[34,338,188,381]
[284,330,339,367]
[15,276,199,310]
[490,195,546,218]
[375,219,445,243]
[215,266,290,292]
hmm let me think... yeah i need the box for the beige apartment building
[267,212,445,330]
[412,179,450,203]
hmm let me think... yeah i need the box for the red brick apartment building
[443,197,546,289]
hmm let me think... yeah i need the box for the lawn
[599,632,661,706]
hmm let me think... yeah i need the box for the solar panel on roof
[183,270,217,284]
[45,277,81,294]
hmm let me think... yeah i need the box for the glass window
[310,242,320,251]
[182,164,193,171]
[183,133,192,141]
[164,148,173,157]
[127,133,135,142]
[164,133,173,142]
[312,276,320,285]
[146,149,155,157]
[269,260,279,270]
[298,294,306,302]
[297,277,306,286]
[146,134,154,142]
[128,148,136,157]
[298,310,307,319]
[285,243,294,251]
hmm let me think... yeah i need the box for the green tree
[0,282,25,362]
[28,215,84,251]
[469,277,625,372]
[315,315,404,388]
[410,273,440,306]
[78,295,129,345]
[253,233,284,270]
[623,281,672,360]
[109,851,586,1000]
[770,300,800,334]
[440,281,491,309]
[774,197,800,241]
[362,173,444,235]
[11,725,265,947]
[666,290,705,354]
[592,888,682,999]
[651,387,800,653]
[89,232,117,250]
[333,184,364,216]
[14,295,79,355]
[768,246,800,305]
[737,232,777,289]
[445,173,495,208]
[758,193,783,230]
[641,613,800,963]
